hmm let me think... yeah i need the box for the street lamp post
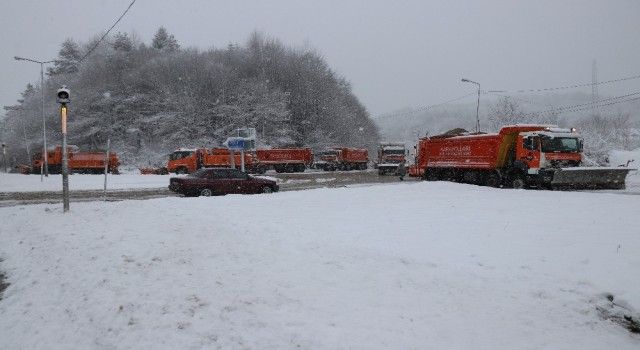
[56,86,71,212]
[14,56,56,177]
[461,78,481,133]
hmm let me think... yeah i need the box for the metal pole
[41,62,49,176]
[240,149,245,172]
[2,144,7,173]
[104,138,110,201]
[461,78,481,133]
[61,105,69,212]
[475,83,481,133]
[20,111,31,160]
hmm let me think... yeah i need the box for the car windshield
[540,137,580,152]
[322,151,338,156]
[383,149,405,155]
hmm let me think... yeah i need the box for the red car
[169,168,279,197]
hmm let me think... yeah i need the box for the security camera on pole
[56,86,71,212]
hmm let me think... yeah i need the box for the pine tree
[47,39,82,75]
[113,32,133,52]
[152,27,179,51]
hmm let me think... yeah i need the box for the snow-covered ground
[1,182,639,349]
[1,170,639,194]
[0,172,353,193]
[0,173,174,193]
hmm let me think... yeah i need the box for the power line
[376,92,477,119]
[484,92,550,108]
[77,0,137,64]
[536,91,640,115]
[487,73,640,94]
[548,96,640,115]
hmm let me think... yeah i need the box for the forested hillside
[1,29,379,167]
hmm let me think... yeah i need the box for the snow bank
[608,149,640,193]
[0,173,173,193]
[0,182,639,349]
[609,149,640,168]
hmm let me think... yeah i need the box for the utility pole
[14,56,56,177]
[103,138,110,201]
[1,143,7,173]
[461,78,481,133]
[591,60,599,115]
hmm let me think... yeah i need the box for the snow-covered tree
[151,27,179,51]
[113,32,133,52]
[47,38,82,75]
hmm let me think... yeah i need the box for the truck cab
[376,143,406,175]
[513,129,583,186]
[167,148,203,174]
[316,149,341,171]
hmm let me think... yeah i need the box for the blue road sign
[226,137,245,150]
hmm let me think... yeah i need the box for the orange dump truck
[30,145,120,174]
[166,148,256,174]
[316,147,368,171]
[255,148,313,173]
[408,125,633,189]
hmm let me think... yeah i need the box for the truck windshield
[540,137,580,153]
[383,149,405,155]
[170,151,193,160]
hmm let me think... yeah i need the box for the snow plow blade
[551,167,635,190]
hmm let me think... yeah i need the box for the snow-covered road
[0,181,639,349]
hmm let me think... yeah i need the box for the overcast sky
[2,0,639,117]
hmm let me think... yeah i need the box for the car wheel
[262,186,273,194]
[200,188,213,197]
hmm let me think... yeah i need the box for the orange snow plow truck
[166,148,256,174]
[316,147,368,171]
[255,148,313,173]
[29,145,120,174]
[408,125,634,189]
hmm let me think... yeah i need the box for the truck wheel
[200,188,213,197]
[262,186,273,194]
[176,167,187,175]
[485,173,501,188]
[511,177,525,189]
[424,170,437,181]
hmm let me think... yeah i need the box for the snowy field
[0,171,346,193]
[0,170,638,194]
[0,173,175,193]
[1,182,639,349]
